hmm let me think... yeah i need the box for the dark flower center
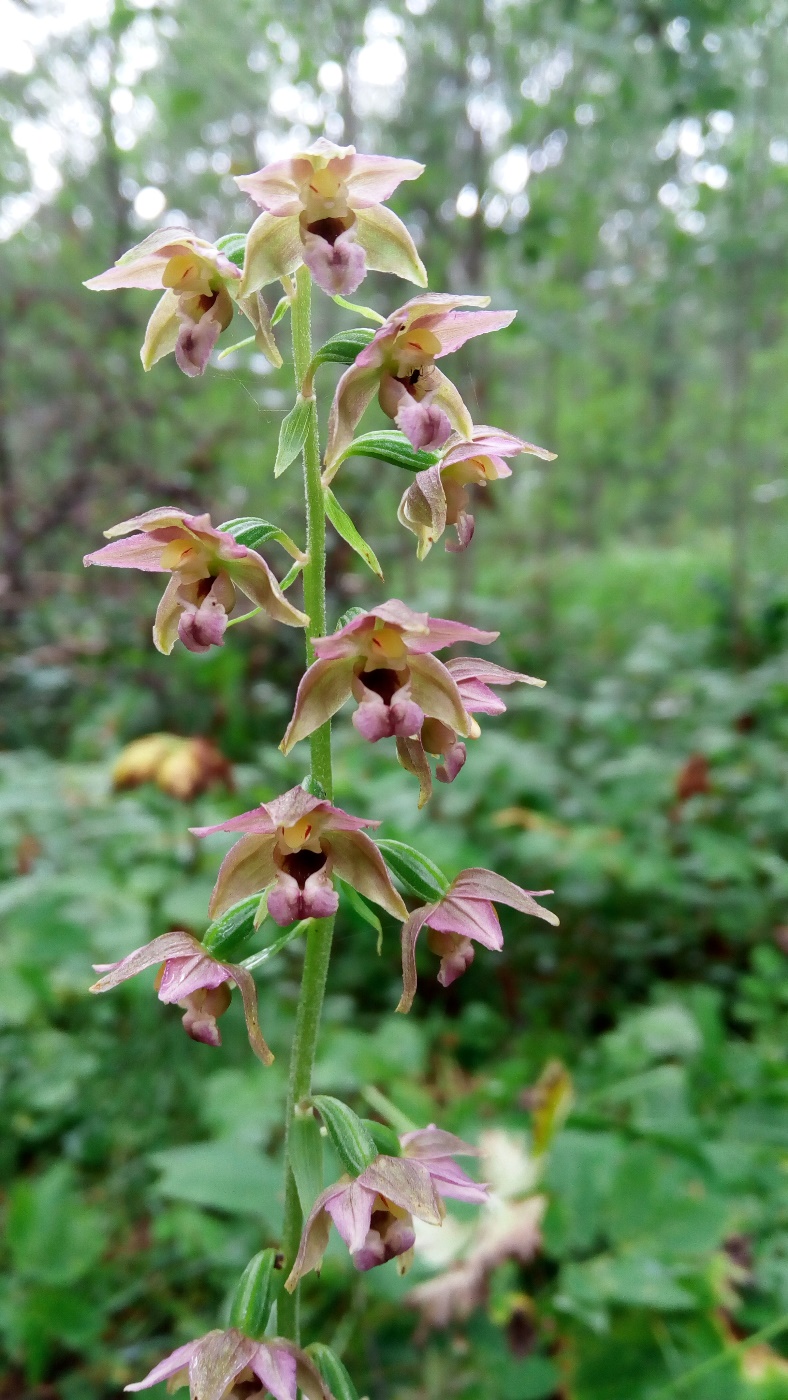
[281,848,327,886]
[307,216,348,246]
[359,668,404,703]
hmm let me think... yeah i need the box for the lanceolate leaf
[241,919,312,971]
[220,516,306,562]
[228,1249,281,1338]
[310,326,377,372]
[306,1344,361,1400]
[339,878,383,953]
[274,396,314,478]
[362,1120,401,1157]
[215,231,247,268]
[334,430,442,476]
[289,1108,324,1216]
[310,1095,378,1176]
[323,487,383,579]
[375,839,450,903]
[202,894,260,959]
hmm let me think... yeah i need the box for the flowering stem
[278,265,335,1342]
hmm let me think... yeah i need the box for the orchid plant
[83,136,558,1400]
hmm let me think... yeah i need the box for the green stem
[652,1310,788,1397]
[278,265,335,1342]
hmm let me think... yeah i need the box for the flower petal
[235,161,303,215]
[395,735,434,810]
[424,1158,489,1204]
[207,833,279,918]
[396,903,437,1013]
[407,654,476,736]
[400,1126,480,1159]
[230,551,309,628]
[239,290,284,368]
[441,426,555,465]
[326,1179,378,1253]
[83,534,169,572]
[124,1338,201,1391]
[191,805,276,838]
[427,895,503,950]
[239,211,302,295]
[354,204,427,286]
[91,931,201,993]
[153,574,185,655]
[360,1156,445,1225]
[397,466,447,559]
[428,369,474,440]
[286,1185,346,1289]
[190,1330,258,1400]
[445,657,545,688]
[156,953,232,1002]
[429,308,516,357]
[102,507,200,538]
[344,153,425,207]
[328,830,407,920]
[141,290,181,370]
[406,617,498,654]
[250,1344,298,1400]
[302,223,367,296]
[324,361,382,468]
[450,869,559,925]
[227,965,275,1065]
[280,656,356,754]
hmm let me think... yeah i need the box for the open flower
[84,508,307,654]
[286,1127,487,1288]
[398,869,559,1012]
[398,426,556,557]
[396,657,546,806]
[84,227,281,377]
[192,785,407,925]
[325,294,516,464]
[91,931,273,1064]
[236,137,426,297]
[125,1329,331,1399]
[281,600,497,757]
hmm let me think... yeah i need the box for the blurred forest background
[2,0,788,1396]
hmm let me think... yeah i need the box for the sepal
[324,488,383,579]
[275,396,314,477]
[228,1248,283,1337]
[306,1344,361,1400]
[310,1094,378,1176]
[375,839,450,903]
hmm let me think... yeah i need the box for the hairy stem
[279,265,335,1341]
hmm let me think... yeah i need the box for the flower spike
[91,931,274,1064]
[192,785,407,925]
[399,425,556,557]
[83,508,307,654]
[325,294,516,463]
[397,869,559,1013]
[84,227,281,376]
[286,1125,487,1288]
[236,137,426,297]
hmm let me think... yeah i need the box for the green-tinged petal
[395,736,433,809]
[280,657,356,754]
[408,653,476,736]
[361,1156,445,1225]
[325,363,382,468]
[240,211,302,296]
[228,965,275,1065]
[239,290,283,368]
[152,574,183,655]
[230,553,308,628]
[208,833,278,919]
[396,904,435,1013]
[354,205,427,288]
[397,466,447,559]
[285,1196,333,1291]
[328,830,408,920]
[141,289,180,370]
[429,369,474,440]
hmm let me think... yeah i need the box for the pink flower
[83,508,307,654]
[396,657,546,806]
[84,228,281,377]
[397,869,559,1013]
[324,294,516,464]
[280,600,497,758]
[90,931,274,1065]
[398,425,556,557]
[191,785,407,925]
[124,1328,331,1399]
[286,1127,487,1288]
[236,137,426,297]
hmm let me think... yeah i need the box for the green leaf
[215,232,247,268]
[362,1119,401,1157]
[289,1108,324,1215]
[274,396,313,477]
[339,878,383,951]
[150,1143,281,1221]
[375,839,450,902]
[229,1249,282,1338]
[336,429,442,475]
[332,294,386,324]
[306,1344,361,1400]
[271,295,290,326]
[241,920,311,971]
[202,894,260,960]
[335,606,367,629]
[220,516,306,562]
[310,326,376,372]
[310,1095,378,1176]
[323,486,383,579]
